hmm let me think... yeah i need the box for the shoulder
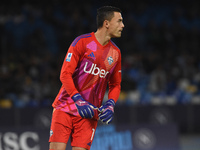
[110,40,121,52]
[71,33,92,47]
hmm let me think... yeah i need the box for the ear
[104,20,109,29]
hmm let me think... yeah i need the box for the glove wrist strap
[108,99,115,106]
[72,93,82,102]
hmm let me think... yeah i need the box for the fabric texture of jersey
[52,32,121,119]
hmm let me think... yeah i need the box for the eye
[118,19,123,23]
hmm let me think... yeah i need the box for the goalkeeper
[49,5,124,150]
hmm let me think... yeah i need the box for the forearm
[108,84,121,103]
[60,71,79,97]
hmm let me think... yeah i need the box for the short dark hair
[96,6,121,29]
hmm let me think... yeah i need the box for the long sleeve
[60,43,82,97]
[108,52,122,103]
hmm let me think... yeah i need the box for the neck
[94,29,111,46]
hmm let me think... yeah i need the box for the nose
[122,22,125,28]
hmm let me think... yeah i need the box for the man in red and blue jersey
[49,6,124,150]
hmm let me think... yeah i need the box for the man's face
[107,12,124,38]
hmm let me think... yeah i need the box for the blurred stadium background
[0,0,200,149]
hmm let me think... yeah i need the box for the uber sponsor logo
[84,62,109,78]
[0,131,40,150]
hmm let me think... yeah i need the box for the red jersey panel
[52,32,121,118]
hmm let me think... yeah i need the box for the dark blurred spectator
[0,0,200,108]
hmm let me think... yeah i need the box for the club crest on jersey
[66,53,72,62]
[107,56,113,65]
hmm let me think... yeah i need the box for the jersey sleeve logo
[107,56,114,65]
[66,53,73,62]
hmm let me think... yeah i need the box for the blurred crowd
[0,0,200,108]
